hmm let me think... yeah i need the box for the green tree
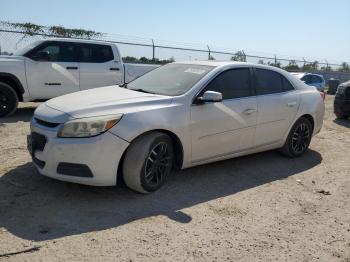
[284,60,300,71]
[320,65,332,71]
[302,63,314,71]
[268,61,281,68]
[230,51,245,62]
[338,62,350,72]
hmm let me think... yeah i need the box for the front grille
[32,132,47,152]
[57,163,94,177]
[35,118,60,128]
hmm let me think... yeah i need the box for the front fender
[109,102,191,168]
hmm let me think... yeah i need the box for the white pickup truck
[0,38,159,116]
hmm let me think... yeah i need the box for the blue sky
[2,0,350,63]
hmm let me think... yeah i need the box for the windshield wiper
[129,88,157,94]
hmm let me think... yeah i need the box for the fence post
[303,57,306,68]
[207,45,211,60]
[241,50,246,62]
[152,39,155,62]
[274,54,277,65]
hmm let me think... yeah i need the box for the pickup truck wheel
[123,132,174,194]
[0,82,18,117]
[279,117,312,158]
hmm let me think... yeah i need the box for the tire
[335,113,349,119]
[280,117,313,158]
[123,132,174,194]
[0,82,18,117]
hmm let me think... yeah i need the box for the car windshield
[13,40,44,56]
[128,63,214,96]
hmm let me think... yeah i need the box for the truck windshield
[13,40,44,56]
[128,63,214,96]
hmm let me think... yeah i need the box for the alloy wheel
[144,142,172,187]
[291,123,310,154]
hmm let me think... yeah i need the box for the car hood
[44,85,173,119]
[0,55,25,62]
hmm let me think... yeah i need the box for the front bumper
[29,119,129,186]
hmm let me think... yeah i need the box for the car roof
[45,38,114,45]
[174,60,287,72]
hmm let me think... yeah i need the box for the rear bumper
[29,119,129,186]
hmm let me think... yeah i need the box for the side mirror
[32,51,50,61]
[196,90,223,104]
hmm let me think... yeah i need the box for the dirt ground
[0,96,349,262]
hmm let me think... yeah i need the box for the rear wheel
[280,117,313,157]
[0,82,18,117]
[123,132,174,193]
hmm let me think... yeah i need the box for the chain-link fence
[0,28,349,76]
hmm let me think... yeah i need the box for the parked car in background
[0,39,159,117]
[28,61,325,193]
[334,80,350,119]
[291,72,325,92]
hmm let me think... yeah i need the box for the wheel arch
[300,114,315,132]
[283,113,316,144]
[0,73,25,101]
[116,129,184,186]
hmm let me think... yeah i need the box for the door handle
[242,108,256,115]
[110,67,120,71]
[287,102,297,107]
[66,66,78,70]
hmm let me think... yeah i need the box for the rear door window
[255,68,283,95]
[282,76,295,91]
[78,44,114,63]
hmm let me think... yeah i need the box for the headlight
[58,114,123,138]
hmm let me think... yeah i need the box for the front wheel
[0,82,18,117]
[123,132,174,193]
[280,117,313,157]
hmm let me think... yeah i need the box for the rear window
[79,44,114,63]
[311,75,322,83]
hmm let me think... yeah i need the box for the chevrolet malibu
[28,61,325,193]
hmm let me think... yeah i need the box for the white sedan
[28,61,325,193]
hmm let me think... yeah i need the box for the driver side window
[39,45,60,61]
[27,41,77,62]
[202,68,252,100]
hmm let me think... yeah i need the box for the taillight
[319,91,325,101]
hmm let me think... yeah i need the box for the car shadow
[0,149,322,241]
[1,106,36,123]
[333,118,350,128]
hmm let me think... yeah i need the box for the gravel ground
[0,96,349,262]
